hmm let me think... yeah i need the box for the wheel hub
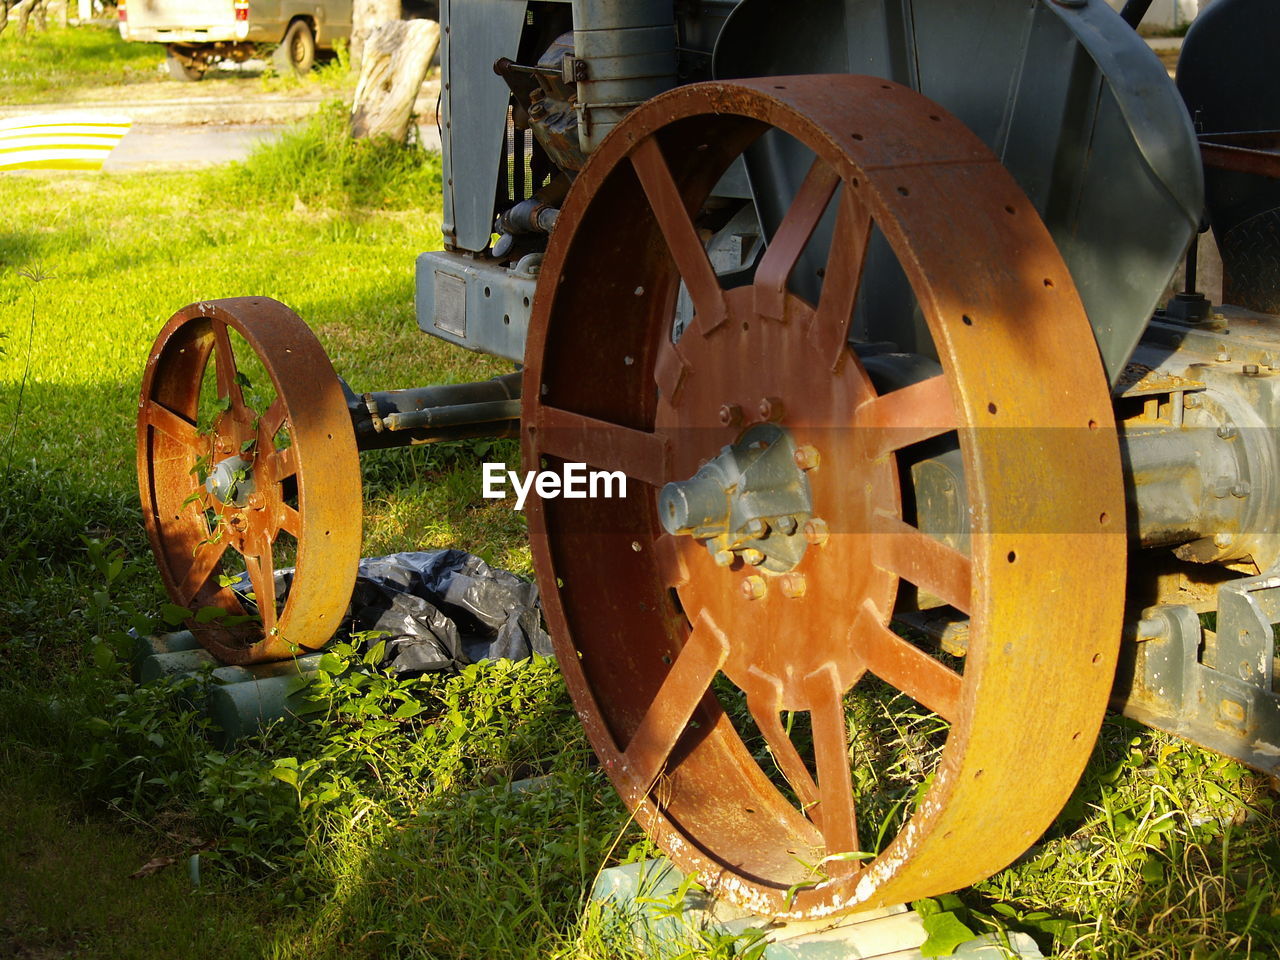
[658,421,814,573]
[206,454,257,507]
[659,287,900,706]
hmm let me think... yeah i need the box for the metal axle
[343,371,522,451]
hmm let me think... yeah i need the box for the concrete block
[137,647,217,685]
[592,859,1044,959]
[206,668,319,743]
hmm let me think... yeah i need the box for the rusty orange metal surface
[522,77,1126,917]
[137,297,361,664]
[1200,131,1280,179]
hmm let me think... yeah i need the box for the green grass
[3,105,1280,959]
[0,770,273,959]
[0,22,163,101]
[206,99,444,211]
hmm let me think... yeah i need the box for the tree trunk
[349,19,440,142]
[13,0,40,36]
[349,0,399,71]
[0,2,9,37]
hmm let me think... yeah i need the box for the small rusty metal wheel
[523,77,1127,917]
[137,297,361,664]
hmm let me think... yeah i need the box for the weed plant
[1,102,1279,959]
[205,99,443,211]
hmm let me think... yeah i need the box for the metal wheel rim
[522,77,1127,917]
[137,297,361,664]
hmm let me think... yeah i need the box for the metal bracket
[1115,575,1280,774]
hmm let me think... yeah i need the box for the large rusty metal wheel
[523,77,1127,917]
[137,297,361,664]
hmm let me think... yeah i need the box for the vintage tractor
[137,0,1280,920]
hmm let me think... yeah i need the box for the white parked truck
[117,0,353,81]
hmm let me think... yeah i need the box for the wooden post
[349,0,400,70]
[349,19,441,142]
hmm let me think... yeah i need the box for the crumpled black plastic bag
[239,550,553,676]
[346,550,553,675]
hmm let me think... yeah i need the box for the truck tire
[272,19,316,76]
[165,47,206,82]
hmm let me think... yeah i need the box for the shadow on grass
[261,747,637,959]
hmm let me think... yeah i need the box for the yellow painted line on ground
[0,113,132,172]
[0,136,128,150]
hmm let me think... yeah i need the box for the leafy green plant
[915,896,979,957]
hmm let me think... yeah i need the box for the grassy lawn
[0,21,357,105]
[0,21,164,101]
[2,105,1279,959]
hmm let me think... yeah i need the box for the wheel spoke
[807,189,873,369]
[533,405,671,488]
[630,136,727,333]
[272,444,298,483]
[754,157,841,322]
[175,535,231,607]
[278,503,302,539]
[212,322,248,416]
[260,397,288,440]
[653,338,691,403]
[803,664,860,875]
[851,601,962,721]
[621,610,729,793]
[870,512,972,614]
[141,400,204,454]
[243,547,278,634]
[744,670,821,822]
[856,375,956,460]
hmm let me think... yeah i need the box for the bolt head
[718,403,743,427]
[743,518,769,539]
[1185,393,1200,408]
[1231,482,1251,499]
[793,445,820,472]
[779,574,807,599]
[741,548,765,566]
[1214,533,1234,549]
[713,549,734,567]
[741,576,767,600]
[776,515,799,536]
[1244,363,1260,376]
[803,518,830,546]
[758,396,785,421]
[1217,424,1238,440]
